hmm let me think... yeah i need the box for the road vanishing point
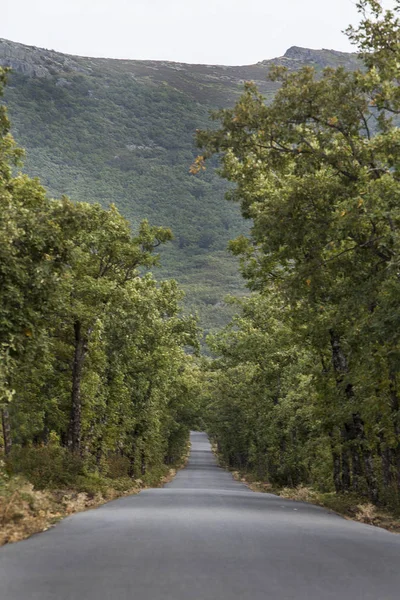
[1,431,400,599]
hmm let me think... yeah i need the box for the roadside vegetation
[0,67,201,543]
[0,443,191,546]
[197,1,400,520]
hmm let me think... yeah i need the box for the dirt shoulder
[210,444,400,534]
[0,476,140,546]
[0,443,190,546]
[231,470,400,534]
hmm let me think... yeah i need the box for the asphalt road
[1,431,400,599]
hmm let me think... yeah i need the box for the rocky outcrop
[0,39,91,78]
[284,45,360,68]
[257,45,360,71]
[0,37,360,84]
[0,39,50,77]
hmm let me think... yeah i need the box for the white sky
[1,0,397,65]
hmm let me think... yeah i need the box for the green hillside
[0,39,360,340]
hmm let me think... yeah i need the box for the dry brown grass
[0,441,191,546]
[230,470,273,493]
[0,476,141,546]
[279,485,319,503]
[355,503,380,525]
[280,488,400,533]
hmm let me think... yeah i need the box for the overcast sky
[1,0,397,65]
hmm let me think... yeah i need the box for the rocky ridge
[0,38,360,103]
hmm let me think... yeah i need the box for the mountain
[0,39,360,341]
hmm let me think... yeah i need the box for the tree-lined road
[1,431,400,599]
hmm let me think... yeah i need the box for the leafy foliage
[0,68,200,485]
[198,1,400,510]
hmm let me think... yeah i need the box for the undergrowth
[0,440,190,546]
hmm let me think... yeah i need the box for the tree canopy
[196,0,400,509]
[0,66,199,486]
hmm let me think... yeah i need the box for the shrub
[73,474,108,497]
[105,454,131,479]
[7,446,84,489]
[355,503,379,525]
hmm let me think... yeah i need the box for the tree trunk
[328,332,378,500]
[140,449,147,475]
[341,427,352,492]
[332,447,342,493]
[389,372,400,494]
[67,321,87,454]
[332,451,342,492]
[395,446,400,495]
[364,447,379,503]
[1,408,12,456]
[342,418,362,492]
[96,440,103,467]
[329,430,342,493]
[330,331,353,492]
[350,445,363,492]
[128,445,136,478]
[329,330,349,377]
[352,412,379,503]
[378,431,393,488]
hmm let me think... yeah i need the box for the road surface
[1,431,400,599]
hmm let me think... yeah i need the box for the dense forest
[197,0,400,513]
[1,0,400,538]
[0,68,201,501]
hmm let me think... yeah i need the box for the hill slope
[0,39,360,338]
